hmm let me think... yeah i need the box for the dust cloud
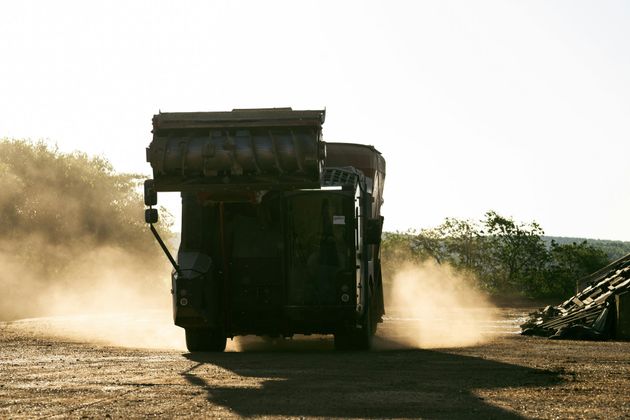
[0,140,184,350]
[1,244,185,350]
[378,261,499,349]
[0,141,500,352]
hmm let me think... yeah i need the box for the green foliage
[542,236,630,262]
[381,211,613,299]
[415,217,486,268]
[542,240,610,297]
[482,211,548,295]
[0,138,171,278]
[381,230,419,284]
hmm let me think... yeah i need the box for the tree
[414,217,488,273]
[542,240,610,297]
[379,211,612,299]
[380,230,420,283]
[482,211,548,294]
[0,139,172,252]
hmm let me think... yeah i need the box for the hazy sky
[1,1,629,239]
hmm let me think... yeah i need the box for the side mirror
[365,216,383,245]
[145,208,159,224]
[144,179,157,206]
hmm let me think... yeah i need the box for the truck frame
[144,108,385,351]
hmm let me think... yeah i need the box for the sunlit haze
[1,1,629,239]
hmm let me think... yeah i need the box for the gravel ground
[1,309,629,419]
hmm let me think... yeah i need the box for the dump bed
[147,108,325,192]
[325,142,385,217]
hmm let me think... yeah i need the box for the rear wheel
[185,328,226,352]
[334,305,373,351]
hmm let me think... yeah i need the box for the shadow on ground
[181,337,560,419]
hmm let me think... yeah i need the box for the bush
[381,211,611,299]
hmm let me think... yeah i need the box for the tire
[356,305,374,350]
[185,328,226,352]
[334,305,373,351]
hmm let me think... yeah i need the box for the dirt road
[1,310,629,419]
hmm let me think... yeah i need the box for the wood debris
[521,253,630,340]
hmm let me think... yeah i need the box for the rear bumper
[175,304,358,336]
[283,304,356,323]
[231,304,357,336]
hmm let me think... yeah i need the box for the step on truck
[143,108,386,351]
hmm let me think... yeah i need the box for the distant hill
[542,236,630,261]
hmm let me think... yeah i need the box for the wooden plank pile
[521,253,630,340]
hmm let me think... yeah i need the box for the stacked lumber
[521,253,630,340]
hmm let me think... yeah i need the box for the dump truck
[143,108,385,351]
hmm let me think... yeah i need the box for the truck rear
[144,108,385,351]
